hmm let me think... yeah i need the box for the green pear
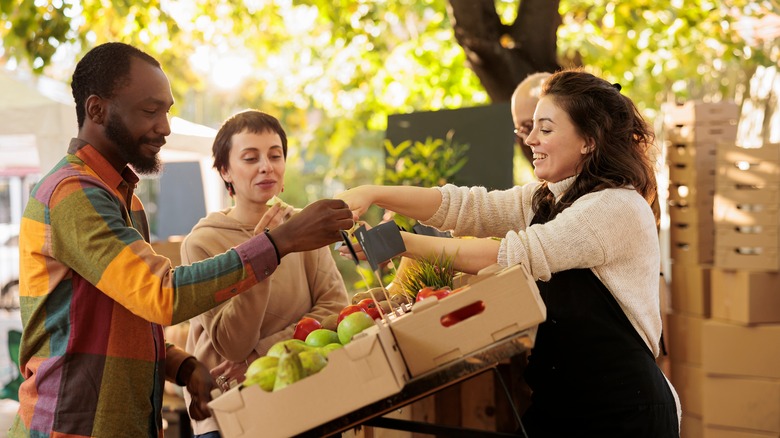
[273,346,304,391]
[299,349,328,376]
[244,366,276,392]
[245,355,279,379]
[266,339,309,358]
[319,343,343,358]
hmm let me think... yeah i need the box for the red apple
[415,286,451,303]
[337,304,367,324]
[440,301,486,327]
[356,298,381,320]
[293,317,322,341]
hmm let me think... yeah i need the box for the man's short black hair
[71,42,161,129]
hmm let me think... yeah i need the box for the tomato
[357,298,382,320]
[337,304,367,324]
[293,317,322,341]
[415,286,451,303]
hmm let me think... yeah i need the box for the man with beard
[11,42,353,437]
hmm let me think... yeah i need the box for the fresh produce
[305,329,340,348]
[337,304,366,324]
[299,349,328,376]
[273,346,304,391]
[266,339,309,358]
[415,286,452,302]
[357,298,381,320]
[337,311,375,344]
[320,314,339,331]
[293,317,322,341]
[319,343,343,357]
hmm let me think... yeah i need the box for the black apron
[520,213,679,438]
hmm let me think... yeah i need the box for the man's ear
[86,95,105,124]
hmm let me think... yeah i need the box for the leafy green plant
[383,129,469,231]
[398,251,455,300]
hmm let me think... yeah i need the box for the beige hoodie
[180,208,349,435]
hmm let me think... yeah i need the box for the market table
[295,328,535,438]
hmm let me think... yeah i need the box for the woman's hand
[210,351,260,388]
[335,185,377,221]
[253,202,294,235]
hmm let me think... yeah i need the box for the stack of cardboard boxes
[665,100,780,437]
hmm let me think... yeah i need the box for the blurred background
[0,2,779,435]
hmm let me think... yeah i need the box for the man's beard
[105,112,163,175]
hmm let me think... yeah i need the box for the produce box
[208,322,408,438]
[389,263,546,377]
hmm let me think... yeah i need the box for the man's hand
[182,358,218,421]
[269,199,353,258]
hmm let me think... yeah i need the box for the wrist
[176,356,198,386]
[263,228,281,263]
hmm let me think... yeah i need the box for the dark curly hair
[531,68,659,224]
[71,42,160,129]
[212,110,288,193]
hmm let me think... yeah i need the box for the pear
[244,366,277,392]
[273,346,304,391]
[319,343,343,358]
[266,339,309,358]
[298,349,328,376]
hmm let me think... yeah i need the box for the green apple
[266,339,310,358]
[337,311,375,344]
[305,329,340,348]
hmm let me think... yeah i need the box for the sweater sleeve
[181,230,277,362]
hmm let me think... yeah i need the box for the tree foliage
[2,0,778,189]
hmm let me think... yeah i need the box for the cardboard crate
[670,221,715,247]
[670,263,711,317]
[711,268,780,325]
[703,375,780,434]
[716,224,779,248]
[666,123,738,145]
[668,312,705,366]
[663,101,740,126]
[702,321,780,379]
[669,182,716,208]
[669,202,713,225]
[666,140,717,167]
[208,322,408,438]
[388,264,545,377]
[670,162,717,188]
[719,143,780,163]
[715,245,779,272]
[703,425,779,437]
[717,160,780,187]
[714,187,780,227]
[671,362,704,417]
[671,236,714,265]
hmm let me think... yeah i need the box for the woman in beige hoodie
[180,110,349,437]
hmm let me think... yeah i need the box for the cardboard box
[716,224,779,249]
[682,414,703,438]
[670,182,716,209]
[670,161,717,187]
[671,263,712,317]
[719,143,780,163]
[703,375,780,433]
[388,264,546,377]
[666,140,717,168]
[671,238,714,266]
[671,362,704,416]
[702,321,780,379]
[711,269,780,324]
[669,202,714,225]
[664,101,740,125]
[208,322,408,438]
[703,425,779,437]
[715,245,779,272]
[714,188,780,227]
[666,123,738,145]
[668,312,705,366]
[717,160,780,187]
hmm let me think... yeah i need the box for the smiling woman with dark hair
[338,69,680,437]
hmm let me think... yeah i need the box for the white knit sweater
[424,177,662,356]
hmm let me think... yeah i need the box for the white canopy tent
[0,69,225,214]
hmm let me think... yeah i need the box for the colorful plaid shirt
[10,139,279,437]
